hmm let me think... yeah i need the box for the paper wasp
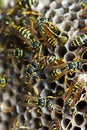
[69,33,87,47]
[38,23,58,50]
[0,48,35,74]
[24,56,43,89]
[24,55,64,90]
[36,17,61,36]
[0,48,35,61]
[36,16,68,39]
[24,63,37,89]
[20,94,60,112]
[38,23,68,50]
[64,77,85,114]
[79,0,87,10]
[43,59,87,82]
[37,16,68,38]
[10,22,41,52]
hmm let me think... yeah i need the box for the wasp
[32,55,64,69]
[0,75,12,89]
[48,119,62,130]
[36,16,67,38]
[43,59,87,82]
[21,94,59,111]
[16,0,39,10]
[24,63,38,88]
[69,33,87,47]
[24,55,64,91]
[10,22,41,52]
[38,23,58,50]
[36,17,68,42]
[24,56,43,87]
[0,48,34,61]
[38,23,68,50]
[36,17,61,36]
[0,48,35,74]
[64,77,85,114]
[23,55,45,92]
[79,0,87,10]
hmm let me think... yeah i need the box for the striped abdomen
[70,33,87,47]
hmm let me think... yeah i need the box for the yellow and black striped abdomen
[51,120,57,130]
[39,24,57,49]
[10,22,41,51]
[70,33,87,47]
[47,55,62,65]
[64,78,84,114]
[10,23,31,40]
[18,0,39,9]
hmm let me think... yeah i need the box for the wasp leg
[22,11,42,16]
[12,58,21,74]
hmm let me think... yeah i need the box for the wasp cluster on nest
[0,0,87,130]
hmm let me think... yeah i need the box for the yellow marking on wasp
[84,33,87,39]
[18,27,25,33]
[72,41,76,46]
[25,4,29,8]
[22,28,28,35]
[76,38,80,46]
[79,36,84,45]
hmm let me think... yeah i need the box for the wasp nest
[0,0,87,130]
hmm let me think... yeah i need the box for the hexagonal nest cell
[0,0,87,130]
